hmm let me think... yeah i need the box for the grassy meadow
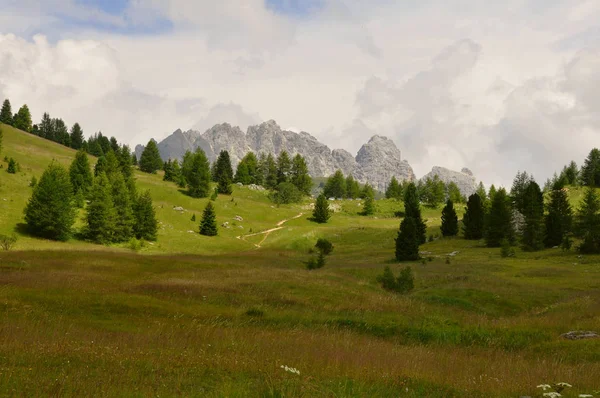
[0,124,599,397]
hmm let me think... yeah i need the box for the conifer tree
[234,160,251,185]
[215,150,233,194]
[255,152,267,186]
[403,182,427,244]
[86,173,117,244]
[110,173,135,242]
[386,176,402,200]
[323,170,346,199]
[13,104,32,132]
[139,139,163,174]
[69,150,93,200]
[0,99,13,125]
[187,148,211,198]
[510,171,533,213]
[94,156,107,177]
[463,193,485,240]
[38,112,53,140]
[89,139,104,158]
[69,123,84,150]
[544,182,573,248]
[485,188,514,247]
[265,153,278,190]
[24,162,76,241]
[132,153,138,166]
[134,190,158,241]
[395,216,420,261]
[488,184,497,203]
[576,186,600,253]
[0,126,3,155]
[312,194,331,223]
[276,151,292,184]
[361,183,375,200]
[345,175,361,199]
[7,158,17,174]
[290,154,312,195]
[103,150,121,178]
[446,182,464,204]
[109,137,119,153]
[441,200,458,237]
[521,180,544,251]
[581,148,600,187]
[422,175,446,208]
[199,202,218,236]
[118,145,133,179]
[361,193,375,216]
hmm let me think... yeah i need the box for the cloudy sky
[1,0,599,186]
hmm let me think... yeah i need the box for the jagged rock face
[422,166,477,197]
[355,135,416,192]
[332,149,358,176]
[200,123,249,164]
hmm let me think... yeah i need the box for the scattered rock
[447,251,460,257]
[234,215,244,222]
[222,222,230,228]
[236,182,243,186]
[561,331,599,340]
[187,230,195,233]
[173,206,184,212]
[247,184,266,191]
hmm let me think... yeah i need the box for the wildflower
[543,393,562,398]
[538,385,552,391]
[556,383,572,388]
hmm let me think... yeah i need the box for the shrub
[0,234,17,251]
[500,239,516,258]
[306,252,326,270]
[377,266,415,294]
[315,238,334,255]
[7,157,17,174]
[210,187,218,201]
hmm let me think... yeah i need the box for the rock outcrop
[136,120,431,191]
[421,166,477,197]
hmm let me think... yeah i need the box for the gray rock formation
[421,166,477,197]
[136,120,428,191]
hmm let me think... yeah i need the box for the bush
[128,238,145,251]
[7,157,17,174]
[270,182,302,205]
[315,238,334,255]
[376,266,415,294]
[210,187,218,201]
[306,252,326,270]
[0,234,17,251]
[500,239,516,258]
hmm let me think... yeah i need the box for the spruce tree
[134,190,158,241]
[110,173,135,242]
[520,180,544,251]
[0,99,13,125]
[386,176,402,200]
[345,175,361,199]
[403,182,427,244]
[109,137,120,153]
[476,182,488,208]
[440,200,458,237]
[561,161,579,186]
[488,184,497,203]
[544,184,573,248]
[234,160,251,185]
[463,193,485,240]
[39,112,53,140]
[312,194,331,223]
[361,194,375,216]
[510,171,533,213]
[290,154,312,195]
[69,150,93,200]
[395,216,420,261]
[199,202,218,236]
[118,145,133,179]
[215,150,233,194]
[139,139,163,173]
[485,188,514,247]
[265,153,278,189]
[70,123,84,150]
[576,187,600,253]
[255,152,267,186]
[446,182,464,204]
[187,148,211,198]
[7,158,17,174]
[323,170,346,199]
[86,173,117,244]
[361,183,375,200]
[24,162,76,241]
[276,151,292,184]
[94,156,107,177]
[13,105,32,132]
[240,152,258,184]
[581,148,600,187]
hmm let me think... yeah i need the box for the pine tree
[544,183,573,248]
[463,193,485,240]
[440,200,458,237]
[13,104,32,132]
[215,150,233,194]
[256,152,267,186]
[510,171,533,213]
[70,123,84,150]
[581,148,600,187]
[199,202,218,236]
[395,216,420,261]
[118,145,134,180]
[7,158,17,174]
[234,160,251,185]
[323,170,346,199]
[576,187,600,254]
[446,182,464,204]
[422,176,445,208]
[485,188,514,247]
[86,173,117,243]
[385,176,402,200]
[94,156,107,177]
[88,139,104,158]
[39,113,53,140]
[520,180,544,251]
[488,184,498,203]
[186,148,211,198]
[110,173,135,242]
[69,150,93,201]
[345,175,361,199]
[361,194,375,215]
[312,194,331,223]
[139,139,163,174]
[403,182,427,244]
[103,150,120,178]
[290,154,312,195]
[0,99,13,125]
[132,153,138,166]
[134,190,158,241]
[361,183,375,200]
[476,182,487,206]
[53,118,69,146]
[276,151,292,184]
[109,137,120,153]
[265,153,278,190]
[24,162,76,241]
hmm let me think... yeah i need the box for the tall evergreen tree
[312,194,331,223]
[53,118,70,146]
[69,150,93,199]
[476,182,488,207]
[581,148,600,187]
[215,150,233,194]
[488,184,498,203]
[422,175,445,208]
[103,150,121,178]
[361,193,375,216]
[576,187,600,254]
[139,139,163,174]
[440,200,458,237]
[323,170,346,199]
[520,180,544,251]
[510,171,533,213]
[23,162,76,241]
[199,202,218,236]
[235,160,250,185]
[88,138,104,158]
[446,182,464,204]
[561,161,579,186]
[0,99,13,125]
[256,152,268,186]
[395,217,420,262]
[361,183,375,200]
[290,154,312,195]
[110,173,135,242]
[242,152,259,184]
[544,183,573,248]
[187,148,211,198]
[118,145,133,180]
[39,113,53,140]
[463,193,485,240]
[385,176,403,200]
[69,123,84,150]
[13,104,32,132]
[94,156,107,177]
[345,175,361,199]
[86,173,117,243]
[276,151,292,184]
[109,137,119,153]
[485,188,514,247]
[403,182,427,245]
[265,153,278,190]
[134,190,158,241]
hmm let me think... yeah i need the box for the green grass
[1,124,600,397]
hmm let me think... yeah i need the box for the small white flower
[543,393,562,398]
[538,385,552,391]
[556,382,572,388]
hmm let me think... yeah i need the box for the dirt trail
[236,213,303,248]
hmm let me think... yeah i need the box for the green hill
[1,123,599,397]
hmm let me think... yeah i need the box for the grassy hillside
[1,124,599,397]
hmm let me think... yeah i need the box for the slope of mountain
[421,166,477,196]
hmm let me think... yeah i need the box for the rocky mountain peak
[422,166,477,197]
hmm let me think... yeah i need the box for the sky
[1,0,599,186]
